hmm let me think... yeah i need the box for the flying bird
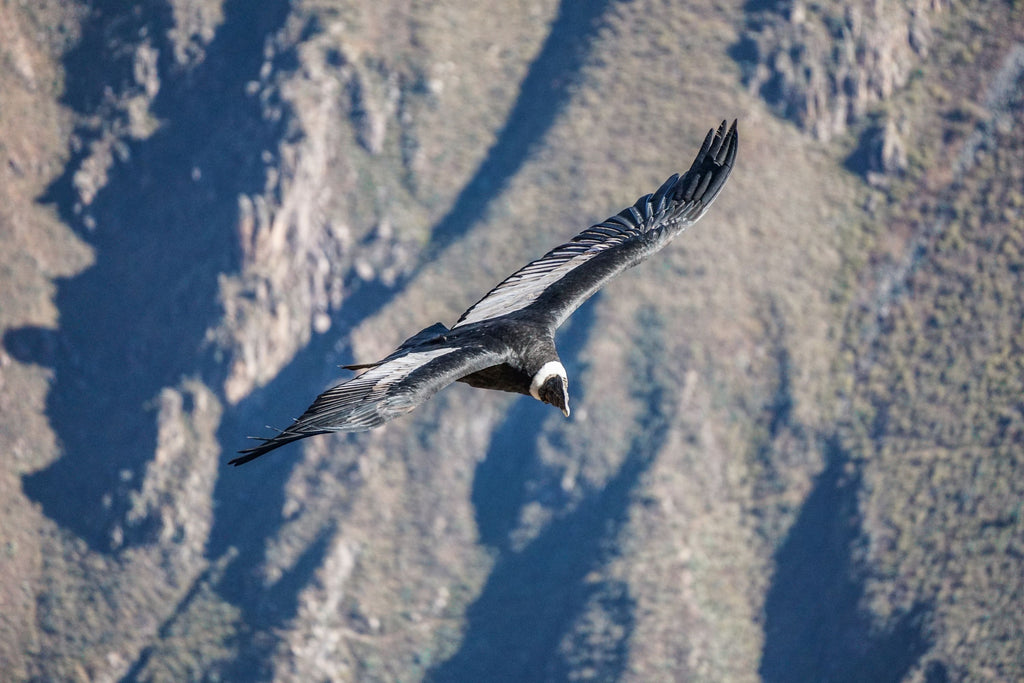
[232,120,737,465]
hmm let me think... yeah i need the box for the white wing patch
[455,240,619,327]
[234,343,508,463]
[308,346,461,431]
[453,207,660,328]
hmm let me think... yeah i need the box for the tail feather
[229,429,321,466]
[341,361,381,371]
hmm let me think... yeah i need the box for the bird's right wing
[231,343,508,465]
[453,120,737,330]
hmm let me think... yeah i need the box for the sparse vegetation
[0,0,1021,680]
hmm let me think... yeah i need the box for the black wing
[231,343,508,465]
[453,120,737,330]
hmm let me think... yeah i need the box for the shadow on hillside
[419,0,619,260]
[5,0,293,552]
[471,297,597,550]
[206,0,631,675]
[727,2,802,127]
[431,305,671,681]
[6,0,636,676]
[204,280,392,616]
[760,438,934,682]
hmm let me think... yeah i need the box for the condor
[233,121,737,465]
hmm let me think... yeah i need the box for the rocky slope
[0,0,1021,680]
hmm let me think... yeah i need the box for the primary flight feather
[233,120,737,465]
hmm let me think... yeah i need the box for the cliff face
[736,0,940,142]
[1,0,1022,680]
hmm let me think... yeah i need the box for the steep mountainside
[0,0,1021,681]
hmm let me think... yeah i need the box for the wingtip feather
[684,119,737,192]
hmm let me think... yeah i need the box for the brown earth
[0,0,1021,680]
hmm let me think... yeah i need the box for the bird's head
[530,361,570,417]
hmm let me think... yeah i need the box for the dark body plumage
[232,120,737,465]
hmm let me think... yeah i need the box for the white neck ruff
[530,360,567,400]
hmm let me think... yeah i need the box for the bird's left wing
[231,343,508,465]
[453,120,737,330]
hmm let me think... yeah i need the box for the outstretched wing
[231,344,508,465]
[453,120,737,330]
